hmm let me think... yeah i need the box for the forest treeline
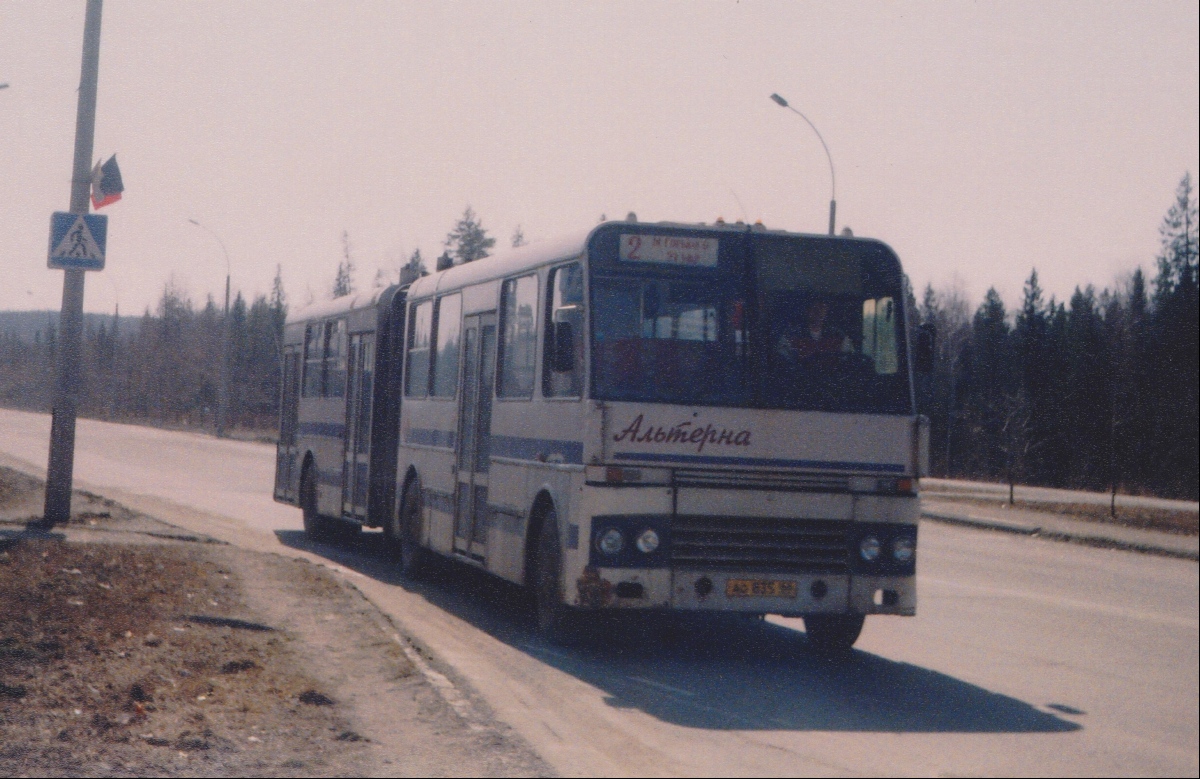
[1,184,1196,498]
[915,174,1198,499]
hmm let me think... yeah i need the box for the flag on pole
[90,154,124,210]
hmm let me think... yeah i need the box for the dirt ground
[0,467,551,778]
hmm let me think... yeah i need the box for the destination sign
[619,233,718,268]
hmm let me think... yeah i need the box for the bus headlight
[893,536,915,563]
[635,528,660,554]
[859,536,881,562]
[597,528,624,556]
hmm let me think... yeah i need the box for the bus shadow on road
[275,529,1080,735]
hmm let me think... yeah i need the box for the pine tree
[511,225,527,248]
[333,230,355,297]
[1147,173,1199,497]
[444,206,495,264]
[400,248,426,285]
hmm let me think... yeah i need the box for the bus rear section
[273,287,407,539]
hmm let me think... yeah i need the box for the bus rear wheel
[533,507,576,643]
[393,481,429,578]
[300,467,329,541]
[803,614,865,655]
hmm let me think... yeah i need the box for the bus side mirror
[915,323,935,374]
[553,321,575,372]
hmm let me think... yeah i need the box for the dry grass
[932,496,1198,536]
[0,538,366,777]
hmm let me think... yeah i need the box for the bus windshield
[589,232,913,414]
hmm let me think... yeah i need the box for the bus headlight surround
[859,536,881,562]
[636,528,660,554]
[893,536,915,563]
[597,528,625,556]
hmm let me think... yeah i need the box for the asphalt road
[2,408,1197,777]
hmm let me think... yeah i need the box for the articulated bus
[275,218,931,651]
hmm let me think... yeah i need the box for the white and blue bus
[276,218,932,651]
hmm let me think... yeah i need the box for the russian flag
[90,155,124,210]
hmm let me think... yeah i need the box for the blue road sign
[48,212,107,270]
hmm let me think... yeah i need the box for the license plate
[725,579,798,598]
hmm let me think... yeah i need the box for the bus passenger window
[544,263,583,398]
[323,320,347,398]
[302,324,323,398]
[431,294,463,398]
[405,300,433,397]
[498,275,539,398]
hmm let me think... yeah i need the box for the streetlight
[187,218,232,438]
[770,93,837,236]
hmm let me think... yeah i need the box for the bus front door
[454,313,496,561]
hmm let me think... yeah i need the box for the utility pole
[43,0,103,526]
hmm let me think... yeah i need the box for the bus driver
[777,299,853,363]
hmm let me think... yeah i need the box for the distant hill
[0,310,142,344]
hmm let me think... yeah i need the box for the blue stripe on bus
[612,451,906,473]
[490,435,584,465]
[424,489,455,515]
[406,427,457,448]
[299,421,346,438]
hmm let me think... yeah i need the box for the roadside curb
[921,511,1200,562]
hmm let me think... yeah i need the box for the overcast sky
[2,1,1197,316]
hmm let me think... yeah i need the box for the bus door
[341,333,375,520]
[454,313,496,560]
[274,348,302,502]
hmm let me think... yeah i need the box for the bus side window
[323,319,347,398]
[405,300,433,398]
[302,323,323,398]
[498,274,539,399]
[431,293,463,398]
[544,263,583,398]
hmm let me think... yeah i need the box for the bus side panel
[484,461,527,581]
[298,396,348,517]
[399,396,459,555]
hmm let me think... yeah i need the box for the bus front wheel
[533,507,576,643]
[803,614,865,655]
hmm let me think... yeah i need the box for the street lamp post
[187,218,231,438]
[769,93,837,236]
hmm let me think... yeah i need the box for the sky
[1,1,1197,317]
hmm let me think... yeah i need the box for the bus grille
[673,468,849,493]
[671,516,849,574]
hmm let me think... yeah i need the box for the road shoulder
[1,466,552,777]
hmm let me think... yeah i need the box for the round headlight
[636,528,660,554]
[859,536,881,562]
[893,536,915,563]
[597,528,624,555]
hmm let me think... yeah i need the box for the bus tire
[300,465,330,542]
[394,479,429,578]
[533,506,576,643]
[803,613,865,655]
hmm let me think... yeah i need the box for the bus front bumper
[579,568,916,617]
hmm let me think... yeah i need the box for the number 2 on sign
[625,235,642,260]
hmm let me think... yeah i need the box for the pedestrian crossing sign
[48,211,107,270]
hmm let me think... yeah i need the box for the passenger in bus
[776,299,852,363]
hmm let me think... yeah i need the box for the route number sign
[620,233,718,268]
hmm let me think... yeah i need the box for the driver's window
[543,263,584,398]
[862,297,898,374]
